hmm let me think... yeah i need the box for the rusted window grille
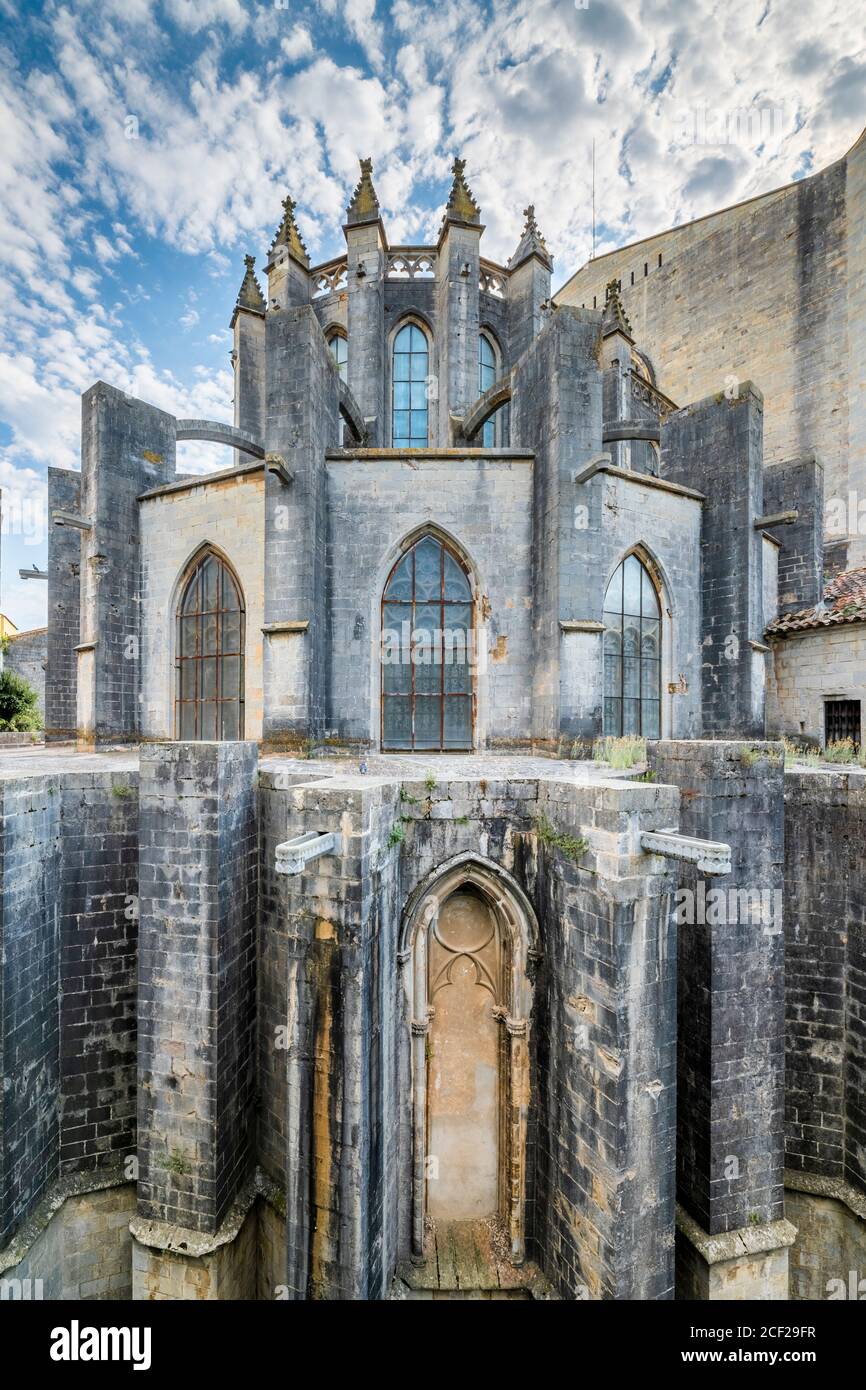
[175,551,245,740]
[603,553,661,738]
[381,534,474,751]
[824,699,861,749]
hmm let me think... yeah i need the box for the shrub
[0,669,42,731]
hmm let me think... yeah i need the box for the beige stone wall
[848,134,866,568]
[677,1238,790,1301]
[768,623,866,744]
[257,1196,287,1300]
[139,471,265,740]
[1,1183,135,1301]
[558,131,866,565]
[787,1190,866,1300]
[132,1204,257,1300]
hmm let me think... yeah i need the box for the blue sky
[0,0,863,629]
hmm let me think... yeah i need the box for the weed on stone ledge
[533,812,588,863]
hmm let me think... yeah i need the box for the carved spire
[346,156,380,226]
[234,255,266,315]
[443,157,481,226]
[508,203,553,271]
[601,277,633,341]
[268,193,310,268]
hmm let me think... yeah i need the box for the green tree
[0,669,42,731]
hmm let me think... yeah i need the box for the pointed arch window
[175,551,245,740]
[603,553,661,738]
[392,323,429,447]
[381,533,473,750]
[478,332,497,446]
[328,330,347,382]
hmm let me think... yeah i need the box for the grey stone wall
[510,306,604,740]
[0,777,61,1246]
[507,254,549,366]
[763,457,824,615]
[0,766,139,1251]
[532,777,679,1299]
[783,769,866,1192]
[662,388,767,736]
[346,220,385,443]
[59,773,139,1174]
[232,306,266,455]
[263,307,340,739]
[648,740,785,1236]
[46,467,81,740]
[79,383,176,741]
[436,221,481,441]
[137,742,258,1233]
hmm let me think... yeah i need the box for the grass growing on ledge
[593,736,646,769]
[782,737,866,768]
[824,737,858,765]
[533,812,588,864]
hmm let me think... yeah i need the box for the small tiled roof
[767,565,866,635]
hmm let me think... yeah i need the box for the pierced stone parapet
[639,828,732,876]
[386,248,437,279]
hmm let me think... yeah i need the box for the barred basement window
[175,551,245,741]
[824,699,861,749]
[381,534,473,751]
[603,554,661,738]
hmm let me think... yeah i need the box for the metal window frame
[174,552,246,741]
[391,322,430,448]
[602,554,662,738]
[381,535,475,752]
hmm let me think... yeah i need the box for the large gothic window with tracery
[175,550,245,740]
[392,323,429,448]
[602,553,661,738]
[381,533,473,750]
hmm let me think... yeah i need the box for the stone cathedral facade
[0,155,864,1303]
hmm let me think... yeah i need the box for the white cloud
[281,25,314,63]
[163,0,248,34]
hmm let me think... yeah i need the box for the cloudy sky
[1,0,863,629]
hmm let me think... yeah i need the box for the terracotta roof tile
[767,565,866,635]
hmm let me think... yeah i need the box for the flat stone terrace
[0,743,138,780]
[0,743,636,785]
